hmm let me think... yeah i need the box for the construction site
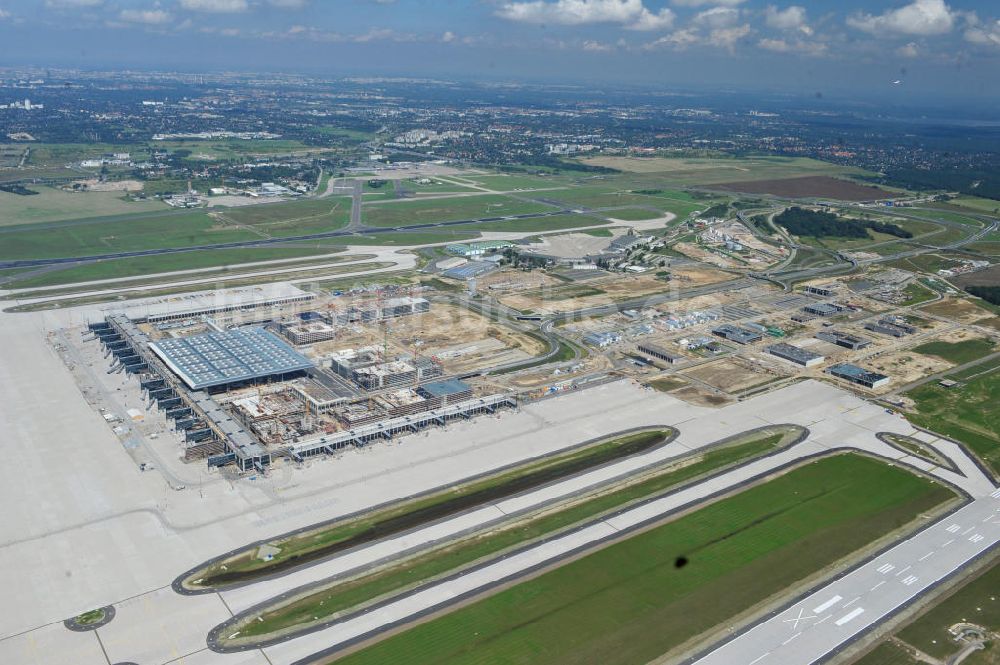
[83,289,520,475]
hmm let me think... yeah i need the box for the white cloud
[965,18,1000,47]
[643,27,700,49]
[671,0,744,7]
[582,39,614,50]
[708,23,750,51]
[758,36,826,55]
[179,0,248,12]
[267,0,308,7]
[896,41,920,56]
[693,7,740,29]
[497,0,673,31]
[629,7,675,30]
[764,5,811,34]
[847,0,954,36]
[119,9,171,24]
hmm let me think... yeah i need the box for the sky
[0,0,998,99]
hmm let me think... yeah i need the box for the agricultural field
[0,185,164,226]
[331,454,954,665]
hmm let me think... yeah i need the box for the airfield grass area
[184,429,677,591]
[906,365,1000,475]
[6,261,392,311]
[896,561,1000,662]
[913,338,996,365]
[362,194,555,228]
[220,426,801,646]
[576,155,869,184]
[214,197,352,235]
[3,245,351,289]
[0,186,164,226]
[446,213,609,234]
[854,560,1000,665]
[852,641,921,665]
[330,454,953,665]
[0,211,256,260]
[948,196,1000,214]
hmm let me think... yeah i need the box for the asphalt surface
[687,489,1000,665]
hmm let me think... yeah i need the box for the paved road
[688,488,1000,665]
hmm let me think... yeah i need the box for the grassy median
[216,425,803,647]
[324,454,954,665]
[185,428,676,591]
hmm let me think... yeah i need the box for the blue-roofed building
[442,261,498,281]
[418,379,473,399]
[826,363,890,389]
[149,327,314,391]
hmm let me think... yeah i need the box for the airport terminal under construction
[88,294,517,474]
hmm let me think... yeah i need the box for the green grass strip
[220,427,798,645]
[329,454,953,665]
[187,429,674,590]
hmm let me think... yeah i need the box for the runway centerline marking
[782,632,802,646]
[918,552,934,561]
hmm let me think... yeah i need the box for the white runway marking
[782,632,801,646]
[946,524,961,533]
[895,565,911,577]
[748,653,769,665]
[918,552,934,561]
[876,564,895,574]
[842,596,860,609]
[970,534,985,543]
[835,607,865,626]
[813,596,843,613]
[943,538,955,546]
[870,581,885,591]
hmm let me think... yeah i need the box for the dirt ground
[867,351,952,385]
[477,269,559,293]
[670,264,734,286]
[499,272,685,315]
[669,385,733,407]
[305,303,546,373]
[504,355,612,390]
[920,297,1000,326]
[714,176,892,201]
[681,358,780,393]
[67,178,144,192]
[673,242,738,269]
